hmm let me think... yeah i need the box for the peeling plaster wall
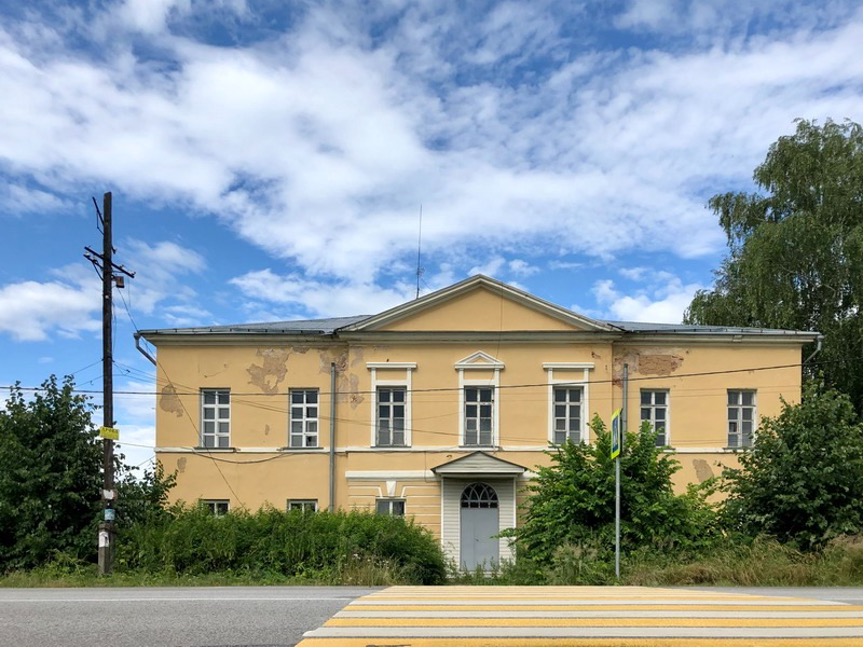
[692,458,715,482]
[159,384,184,417]
[247,348,293,394]
[613,347,687,382]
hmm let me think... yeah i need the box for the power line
[3,358,832,398]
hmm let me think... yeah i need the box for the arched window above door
[460,482,499,509]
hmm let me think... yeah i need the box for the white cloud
[592,273,704,323]
[619,267,648,281]
[468,257,506,278]
[615,0,678,31]
[0,239,207,342]
[0,2,859,298]
[0,183,71,214]
[0,277,98,341]
[115,0,189,34]
[128,240,206,274]
[229,269,414,318]
[508,259,539,277]
[122,240,207,315]
[114,377,159,475]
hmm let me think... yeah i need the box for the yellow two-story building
[139,275,818,569]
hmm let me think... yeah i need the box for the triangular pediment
[432,451,527,476]
[342,275,612,334]
[455,351,504,369]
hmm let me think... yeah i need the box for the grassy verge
[0,562,407,588]
[448,535,863,586]
[622,535,863,587]
[3,531,859,589]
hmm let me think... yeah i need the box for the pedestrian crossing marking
[298,639,863,647]
[326,616,862,627]
[296,586,862,647]
[345,603,861,612]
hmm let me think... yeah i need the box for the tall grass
[621,534,863,586]
[451,534,863,586]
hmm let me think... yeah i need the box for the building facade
[139,275,817,569]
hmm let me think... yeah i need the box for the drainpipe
[329,361,337,511]
[134,332,157,366]
[803,334,824,366]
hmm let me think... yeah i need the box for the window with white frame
[728,390,756,448]
[376,498,405,516]
[202,499,229,516]
[287,499,318,513]
[376,387,406,446]
[289,389,319,448]
[543,363,593,445]
[455,352,503,447]
[464,387,494,446]
[367,363,416,448]
[552,387,583,444]
[640,389,669,446]
[201,389,230,448]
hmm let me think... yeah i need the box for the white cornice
[542,362,595,370]
[366,362,417,370]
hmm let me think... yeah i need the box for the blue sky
[1,0,861,473]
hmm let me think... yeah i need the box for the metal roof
[139,315,371,337]
[597,320,815,336]
[431,451,527,476]
[139,315,817,340]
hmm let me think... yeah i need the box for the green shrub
[505,417,719,566]
[116,505,446,585]
[721,384,863,551]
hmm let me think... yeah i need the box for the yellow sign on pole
[610,408,621,459]
[99,426,120,441]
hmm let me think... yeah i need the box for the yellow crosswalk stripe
[326,616,862,627]
[345,603,862,612]
[296,586,863,647]
[297,637,861,648]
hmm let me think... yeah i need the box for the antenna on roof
[415,204,424,299]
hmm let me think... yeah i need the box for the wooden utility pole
[85,192,134,576]
[99,191,115,575]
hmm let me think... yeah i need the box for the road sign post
[611,408,621,579]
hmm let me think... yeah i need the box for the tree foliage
[0,376,102,569]
[685,118,863,414]
[509,418,717,566]
[0,375,176,571]
[721,383,863,551]
[115,460,176,528]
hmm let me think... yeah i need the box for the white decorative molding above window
[367,362,417,448]
[455,351,505,371]
[366,362,418,370]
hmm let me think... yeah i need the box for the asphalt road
[0,586,379,646]
[0,586,859,646]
